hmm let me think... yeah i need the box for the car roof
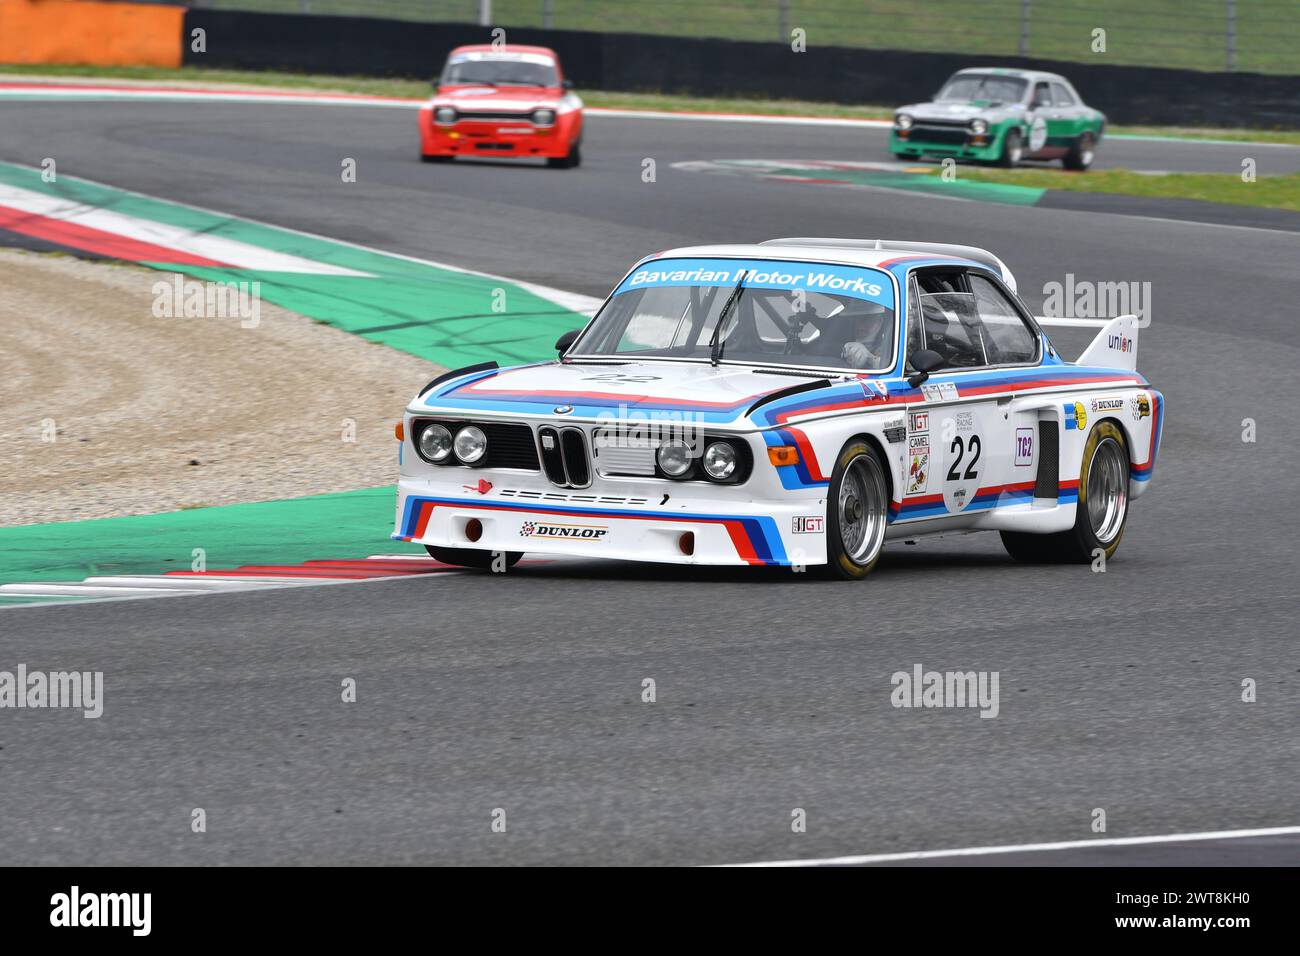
[448,44,558,58]
[951,66,1071,85]
[645,240,988,271]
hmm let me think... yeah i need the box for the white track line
[81,575,298,590]
[5,82,1300,150]
[0,583,212,597]
[726,824,1300,867]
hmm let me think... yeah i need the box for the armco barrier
[0,0,182,67]
[180,8,1300,129]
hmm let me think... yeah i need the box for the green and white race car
[890,68,1105,170]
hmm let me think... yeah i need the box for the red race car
[420,44,584,168]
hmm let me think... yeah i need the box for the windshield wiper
[709,270,748,367]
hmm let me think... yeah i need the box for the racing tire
[421,153,453,164]
[820,440,890,580]
[425,545,523,571]
[1001,420,1130,564]
[1063,132,1096,171]
[996,129,1024,168]
[547,142,581,169]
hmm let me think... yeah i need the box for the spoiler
[1074,314,1139,370]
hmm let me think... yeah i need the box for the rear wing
[1036,314,1139,369]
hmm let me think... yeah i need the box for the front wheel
[421,153,452,164]
[821,440,890,580]
[547,142,581,169]
[425,545,522,571]
[1063,132,1096,171]
[1001,419,1130,563]
[996,128,1024,168]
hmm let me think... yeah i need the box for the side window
[916,271,985,369]
[1051,82,1076,107]
[1032,82,1052,108]
[904,276,925,368]
[967,274,1038,364]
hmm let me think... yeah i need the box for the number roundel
[941,411,982,513]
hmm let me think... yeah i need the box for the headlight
[434,106,457,124]
[702,441,738,480]
[970,118,989,135]
[454,425,487,464]
[895,113,913,130]
[656,440,692,477]
[417,423,453,463]
[532,108,556,125]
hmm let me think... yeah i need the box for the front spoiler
[394,482,826,567]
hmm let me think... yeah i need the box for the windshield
[441,52,559,88]
[572,258,897,373]
[937,74,1027,104]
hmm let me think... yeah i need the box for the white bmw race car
[394,239,1163,579]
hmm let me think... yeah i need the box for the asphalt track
[1,100,1298,866]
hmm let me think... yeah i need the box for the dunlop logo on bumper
[519,521,608,541]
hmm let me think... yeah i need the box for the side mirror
[906,349,944,388]
[562,79,574,90]
[555,329,580,356]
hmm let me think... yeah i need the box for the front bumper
[889,128,1003,162]
[394,478,826,567]
[421,118,572,158]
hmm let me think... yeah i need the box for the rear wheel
[1001,420,1129,563]
[821,440,889,580]
[996,129,1024,168]
[425,545,522,571]
[1063,131,1097,171]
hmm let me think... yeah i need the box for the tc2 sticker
[1015,427,1034,467]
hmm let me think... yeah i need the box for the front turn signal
[768,445,798,467]
[394,421,405,441]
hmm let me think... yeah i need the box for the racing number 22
[947,434,981,481]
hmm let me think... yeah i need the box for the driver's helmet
[838,299,891,351]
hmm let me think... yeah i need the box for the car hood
[431,85,562,111]
[417,360,842,424]
[897,100,1024,122]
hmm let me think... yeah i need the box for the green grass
[6,64,1300,145]
[176,0,1300,75]
[934,166,1300,212]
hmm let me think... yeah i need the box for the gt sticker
[908,412,931,495]
[1014,427,1034,466]
[792,515,825,534]
[1063,401,1088,430]
[519,521,608,541]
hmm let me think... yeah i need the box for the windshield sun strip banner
[613,257,895,310]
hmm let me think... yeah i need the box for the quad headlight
[656,440,692,477]
[532,108,557,126]
[417,423,453,463]
[702,441,738,480]
[454,425,487,464]
[970,118,989,135]
[434,106,458,124]
[895,113,914,130]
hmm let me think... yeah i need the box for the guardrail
[178,8,1300,128]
